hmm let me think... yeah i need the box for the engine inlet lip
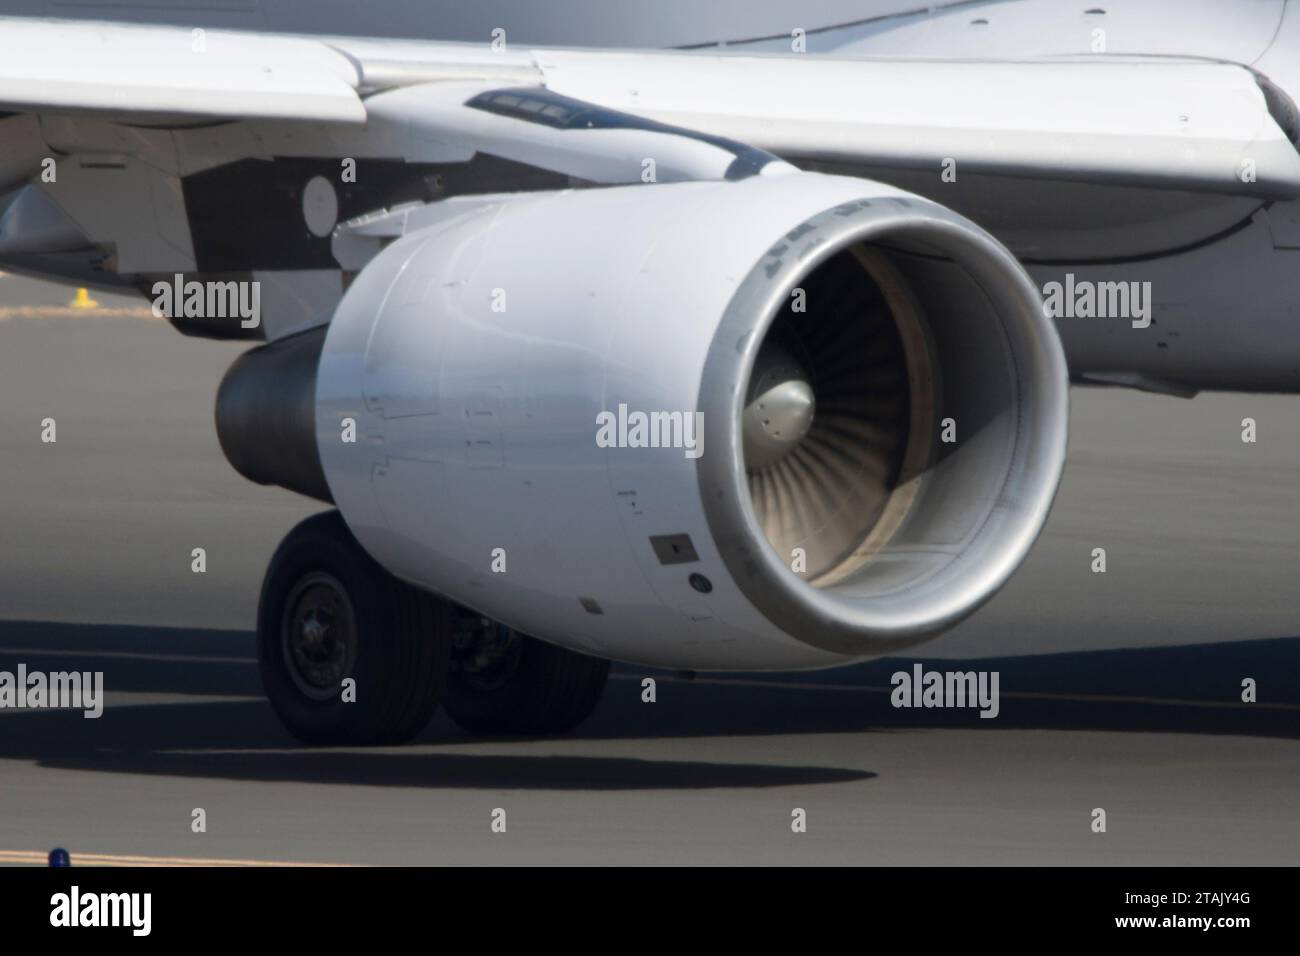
[696,192,1069,657]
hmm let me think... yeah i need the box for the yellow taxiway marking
[0,304,157,321]
[0,850,353,867]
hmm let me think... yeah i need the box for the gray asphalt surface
[0,272,1297,865]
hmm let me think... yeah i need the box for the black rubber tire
[443,633,609,736]
[257,510,449,746]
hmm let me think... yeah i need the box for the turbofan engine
[217,173,1067,670]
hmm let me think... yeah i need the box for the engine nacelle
[228,173,1066,670]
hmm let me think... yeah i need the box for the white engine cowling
[314,173,1068,670]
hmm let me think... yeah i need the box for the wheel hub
[450,611,523,692]
[282,572,357,701]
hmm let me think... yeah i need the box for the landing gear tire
[257,510,449,746]
[443,614,609,736]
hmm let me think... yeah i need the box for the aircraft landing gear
[257,510,608,744]
[257,511,449,745]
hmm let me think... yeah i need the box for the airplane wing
[0,18,1295,196]
[0,18,367,123]
[536,48,1300,200]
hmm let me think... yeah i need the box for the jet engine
[217,173,1068,670]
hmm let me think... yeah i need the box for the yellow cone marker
[69,287,99,310]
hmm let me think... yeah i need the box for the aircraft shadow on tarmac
[0,619,1295,790]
